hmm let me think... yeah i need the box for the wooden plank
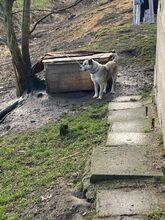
[43,53,113,63]
[46,69,93,93]
[45,63,80,73]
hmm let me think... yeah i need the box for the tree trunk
[1,0,84,97]
[4,0,34,96]
[4,0,28,96]
[22,0,32,92]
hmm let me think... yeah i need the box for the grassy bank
[83,23,157,67]
[0,102,108,219]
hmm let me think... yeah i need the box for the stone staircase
[89,96,164,220]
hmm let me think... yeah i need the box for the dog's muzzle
[80,65,86,72]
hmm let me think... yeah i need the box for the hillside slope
[0,0,156,89]
[0,1,158,219]
[0,0,156,135]
[29,0,156,66]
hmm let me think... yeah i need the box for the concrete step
[94,217,147,220]
[110,119,152,133]
[108,102,143,111]
[112,95,142,102]
[90,146,163,183]
[108,107,146,123]
[96,188,164,218]
[106,132,153,146]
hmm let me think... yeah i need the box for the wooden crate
[43,52,113,93]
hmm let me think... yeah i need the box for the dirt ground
[20,177,91,220]
[0,63,154,136]
[0,0,157,219]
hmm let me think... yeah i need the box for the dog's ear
[88,59,93,65]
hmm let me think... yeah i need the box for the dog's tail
[108,50,118,62]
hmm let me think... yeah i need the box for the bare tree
[0,0,32,96]
[0,0,83,97]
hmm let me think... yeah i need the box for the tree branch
[0,1,4,11]
[0,14,4,23]
[30,0,83,34]
[12,9,53,14]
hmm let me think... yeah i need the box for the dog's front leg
[98,84,104,99]
[93,81,99,98]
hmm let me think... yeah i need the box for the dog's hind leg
[103,82,107,94]
[111,67,118,93]
[93,81,99,98]
[110,77,115,94]
[98,84,104,99]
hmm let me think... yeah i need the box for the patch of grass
[147,211,165,220]
[159,175,165,183]
[141,85,153,99]
[0,206,6,220]
[94,27,111,39]
[144,118,153,133]
[0,102,108,219]
[97,0,109,6]
[84,23,157,67]
[84,207,96,220]
[14,0,50,9]
[158,133,164,146]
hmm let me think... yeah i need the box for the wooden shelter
[43,51,113,93]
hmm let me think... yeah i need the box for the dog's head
[80,59,93,71]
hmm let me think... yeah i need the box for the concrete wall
[155,0,165,146]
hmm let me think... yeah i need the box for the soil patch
[0,63,154,137]
[20,178,90,220]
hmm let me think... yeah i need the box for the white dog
[80,54,118,99]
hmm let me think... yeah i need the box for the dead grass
[0,0,157,87]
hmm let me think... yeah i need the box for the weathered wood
[44,52,112,93]
[43,52,113,64]
[46,71,93,92]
